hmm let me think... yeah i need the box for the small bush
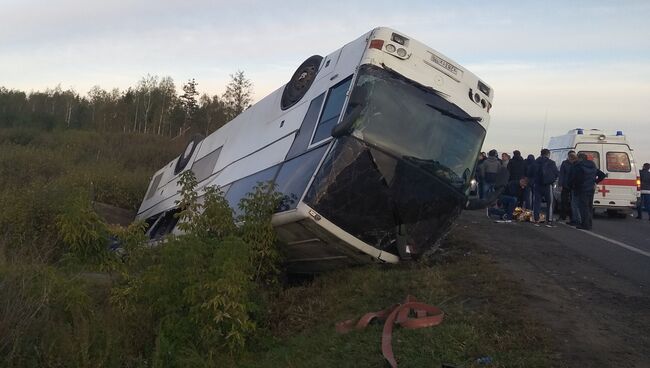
[110,171,284,366]
[56,193,109,264]
[0,263,122,368]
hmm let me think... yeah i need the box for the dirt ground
[449,211,650,368]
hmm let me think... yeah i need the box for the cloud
[479,61,650,162]
[1,0,649,161]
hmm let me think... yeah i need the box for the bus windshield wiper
[401,155,463,185]
[425,103,482,122]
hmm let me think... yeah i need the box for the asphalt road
[550,213,650,285]
[590,212,650,253]
[455,210,650,367]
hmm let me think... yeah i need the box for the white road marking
[568,226,650,258]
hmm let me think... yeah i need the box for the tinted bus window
[145,173,163,200]
[311,76,352,144]
[274,145,328,212]
[606,152,631,172]
[192,147,222,182]
[578,151,600,169]
[225,166,279,216]
[286,93,326,160]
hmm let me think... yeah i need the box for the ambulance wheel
[174,134,203,175]
[281,55,323,110]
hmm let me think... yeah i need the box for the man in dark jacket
[504,177,530,209]
[487,165,518,220]
[557,150,576,221]
[637,163,650,220]
[507,150,527,181]
[533,149,559,224]
[569,153,607,230]
[566,152,582,226]
[524,154,536,209]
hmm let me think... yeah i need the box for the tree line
[0,71,253,138]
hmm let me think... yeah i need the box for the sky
[2,0,649,164]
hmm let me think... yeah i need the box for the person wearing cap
[637,163,650,220]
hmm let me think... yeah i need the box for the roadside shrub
[56,193,110,264]
[0,263,122,368]
[192,186,237,239]
[239,181,283,285]
[0,128,180,263]
[112,171,284,366]
[0,130,285,366]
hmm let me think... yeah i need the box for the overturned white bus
[136,27,494,272]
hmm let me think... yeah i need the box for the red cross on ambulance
[597,185,610,197]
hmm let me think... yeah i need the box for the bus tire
[281,55,323,110]
[174,133,203,175]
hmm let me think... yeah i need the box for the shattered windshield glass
[342,64,486,190]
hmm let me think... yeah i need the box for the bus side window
[285,93,326,160]
[311,76,353,145]
[224,165,280,217]
[274,145,328,212]
[192,146,222,183]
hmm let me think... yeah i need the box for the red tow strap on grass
[335,295,444,368]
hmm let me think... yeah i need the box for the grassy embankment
[239,234,556,368]
[0,128,556,367]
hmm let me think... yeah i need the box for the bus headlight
[385,44,396,53]
[396,48,407,57]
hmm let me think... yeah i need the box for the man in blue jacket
[569,153,607,230]
[533,149,559,224]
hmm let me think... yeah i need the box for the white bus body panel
[136,27,493,272]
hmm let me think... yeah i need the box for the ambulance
[548,128,640,216]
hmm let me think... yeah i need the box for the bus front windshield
[343,64,486,190]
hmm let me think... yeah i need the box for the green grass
[0,128,557,367]
[238,237,554,368]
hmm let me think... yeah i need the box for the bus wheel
[281,55,323,110]
[174,133,203,175]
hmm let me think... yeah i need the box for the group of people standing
[556,150,607,229]
[477,148,607,230]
